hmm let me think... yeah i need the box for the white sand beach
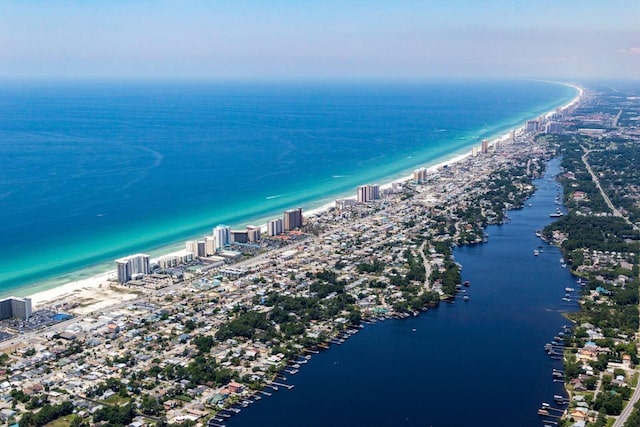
[26,82,583,312]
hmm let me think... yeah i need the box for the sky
[1,0,639,81]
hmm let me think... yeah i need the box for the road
[583,144,640,426]
[581,146,640,231]
[613,378,640,427]
[418,240,432,290]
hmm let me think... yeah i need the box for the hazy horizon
[1,1,639,81]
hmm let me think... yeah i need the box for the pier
[268,381,295,390]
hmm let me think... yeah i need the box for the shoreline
[226,157,574,427]
[19,82,582,309]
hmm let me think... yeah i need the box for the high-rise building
[213,225,231,249]
[196,240,206,257]
[335,198,356,211]
[205,236,216,256]
[268,218,284,236]
[283,208,303,232]
[0,297,32,320]
[185,240,197,255]
[481,139,489,154]
[525,120,539,132]
[115,253,150,283]
[230,230,249,244]
[357,185,368,203]
[357,184,381,203]
[368,184,380,201]
[545,122,562,134]
[246,226,261,243]
[413,168,427,184]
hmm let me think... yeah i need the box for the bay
[227,157,578,427]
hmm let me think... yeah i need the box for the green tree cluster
[19,401,74,427]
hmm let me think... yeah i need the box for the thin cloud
[618,46,640,55]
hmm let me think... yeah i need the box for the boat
[463,295,469,302]
[463,280,470,287]
[550,207,564,218]
[534,250,539,256]
[565,287,574,292]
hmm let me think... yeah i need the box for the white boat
[565,287,574,292]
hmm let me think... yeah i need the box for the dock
[268,381,294,390]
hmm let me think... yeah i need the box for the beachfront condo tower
[268,218,284,236]
[115,253,150,283]
[0,297,33,320]
[213,225,231,250]
[413,167,428,184]
[283,208,303,231]
[357,184,381,203]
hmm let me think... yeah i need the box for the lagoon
[227,157,577,427]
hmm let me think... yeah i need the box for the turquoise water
[0,80,576,296]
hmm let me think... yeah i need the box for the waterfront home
[569,409,588,422]
[228,381,244,394]
[571,378,587,392]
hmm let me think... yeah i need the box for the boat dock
[268,380,294,390]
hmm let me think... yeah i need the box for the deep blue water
[227,158,577,427]
[0,80,575,295]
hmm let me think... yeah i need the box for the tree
[140,395,162,416]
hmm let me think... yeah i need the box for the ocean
[0,80,576,296]
[227,157,578,427]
